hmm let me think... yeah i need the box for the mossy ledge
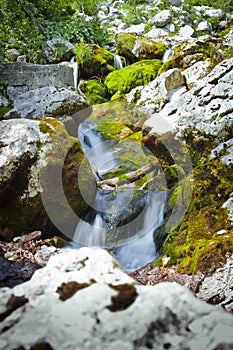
[154,132,233,275]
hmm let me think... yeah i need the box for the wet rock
[4,87,89,120]
[0,118,93,240]
[0,248,233,350]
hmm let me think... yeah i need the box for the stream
[71,119,167,273]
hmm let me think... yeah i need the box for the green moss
[0,106,11,119]
[79,79,108,105]
[115,33,137,62]
[111,91,127,102]
[74,43,115,79]
[105,59,162,96]
[155,155,233,275]
[134,39,168,60]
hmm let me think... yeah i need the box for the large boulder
[0,247,233,349]
[4,87,89,120]
[0,118,94,241]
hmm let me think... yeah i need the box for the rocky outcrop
[143,57,233,141]
[4,86,89,120]
[1,247,233,350]
[0,118,94,241]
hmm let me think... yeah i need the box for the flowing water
[72,120,166,273]
[114,54,124,70]
[162,48,174,63]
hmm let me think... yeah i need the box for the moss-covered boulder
[132,39,168,60]
[115,33,137,63]
[115,34,167,63]
[74,43,115,79]
[79,79,108,105]
[104,59,162,97]
[0,118,95,241]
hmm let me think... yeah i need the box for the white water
[114,191,166,273]
[72,120,166,273]
[114,54,124,70]
[70,56,79,89]
[162,48,174,63]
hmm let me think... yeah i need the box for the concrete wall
[0,62,75,100]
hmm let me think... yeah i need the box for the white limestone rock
[1,247,233,350]
[4,86,89,120]
[183,60,211,87]
[196,21,212,32]
[126,68,187,115]
[143,58,233,141]
[151,10,172,27]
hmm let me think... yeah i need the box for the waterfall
[162,48,174,63]
[71,119,166,273]
[114,54,124,70]
[70,56,79,89]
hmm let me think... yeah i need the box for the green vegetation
[0,0,110,63]
[79,79,108,105]
[154,134,233,275]
[105,59,162,96]
[74,44,115,79]
[183,0,233,12]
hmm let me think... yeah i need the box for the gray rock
[183,61,211,87]
[5,87,89,120]
[0,247,233,350]
[145,27,169,39]
[5,48,20,61]
[44,39,75,63]
[179,25,194,38]
[0,118,92,240]
[196,21,212,32]
[127,68,187,116]
[205,9,225,19]
[197,254,233,312]
[0,63,76,101]
[151,10,172,27]
[0,95,8,107]
[143,57,233,141]
[211,138,233,166]
[124,23,146,35]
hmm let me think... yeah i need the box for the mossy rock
[133,39,168,60]
[154,137,233,275]
[0,118,94,241]
[158,40,220,74]
[115,33,137,63]
[105,59,162,96]
[79,79,108,105]
[74,43,115,79]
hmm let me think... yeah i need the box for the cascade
[114,54,124,70]
[162,48,174,63]
[71,120,166,272]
